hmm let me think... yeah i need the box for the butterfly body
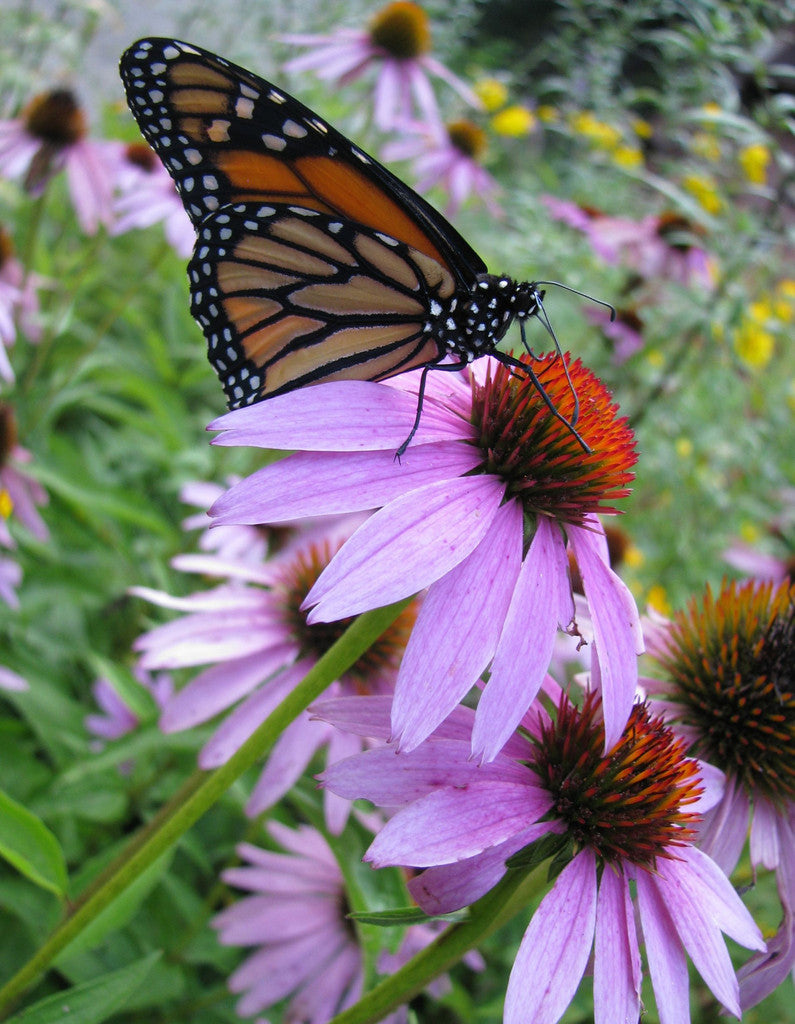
[119,38,548,425]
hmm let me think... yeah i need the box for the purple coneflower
[643,578,795,1009]
[319,689,764,1024]
[132,517,416,832]
[178,478,269,564]
[210,354,643,760]
[280,1,479,130]
[84,666,172,748]
[111,142,194,258]
[0,404,49,550]
[382,118,501,217]
[0,89,123,234]
[215,820,458,1023]
[586,305,645,364]
[0,226,41,382]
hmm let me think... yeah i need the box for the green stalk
[0,600,409,1018]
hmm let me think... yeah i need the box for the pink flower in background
[85,666,173,747]
[382,118,501,217]
[586,305,645,364]
[723,489,794,584]
[0,405,48,549]
[643,578,795,1009]
[0,556,21,608]
[0,89,124,234]
[0,665,27,691]
[320,690,763,1024]
[178,478,269,563]
[0,226,42,382]
[281,1,479,130]
[215,821,461,1024]
[210,355,642,761]
[111,142,194,258]
[542,197,716,288]
[132,516,416,833]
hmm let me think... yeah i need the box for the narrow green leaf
[5,952,161,1024]
[349,906,467,926]
[0,789,67,897]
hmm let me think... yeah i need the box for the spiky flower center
[651,579,795,805]
[472,354,637,525]
[369,1,431,58]
[23,89,86,146]
[277,541,415,687]
[531,693,703,868]
[447,120,487,160]
[656,211,703,252]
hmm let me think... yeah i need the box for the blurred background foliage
[0,0,792,1021]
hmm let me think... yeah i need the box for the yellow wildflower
[611,144,643,168]
[474,77,508,112]
[0,490,12,520]
[491,104,536,137]
[675,438,693,459]
[733,318,775,369]
[691,131,722,161]
[631,117,652,139]
[682,173,723,214]
[536,104,558,123]
[738,143,770,185]
[646,584,672,616]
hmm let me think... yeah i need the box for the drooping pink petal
[504,849,597,1024]
[635,869,691,1024]
[749,796,781,870]
[210,379,466,452]
[323,727,365,835]
[210,441,481,526]
[593,867,641,1024]
[305,474,506,621]
[390,498,522,751]
[246,712,332,817]
[697,776,749,875]
[473,515,573,761]
[568,518,643,749]
[365,781,552,868]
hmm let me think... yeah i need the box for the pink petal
[473,515,573,761]
[211,441,481,525]
[305,474,505,621]
[246,713,331,816]
[365,781,552,867]
[635,870,691,1024]
[593,868,641,1024]
[749,796,781,870]
[504,849,597,1024]
[697,776,749,875]
[391,498,522,751]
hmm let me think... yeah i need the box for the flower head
[133,516,415,832]
[320,690,764,1024]
[210,355,643,760]
[586,305,645,363]
[0,89,124,233]
[111,142,194,258]
[644,578,795,1008]
[280,2,479,130]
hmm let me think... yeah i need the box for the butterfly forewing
[189,202,453,407]
[119,38,485,283]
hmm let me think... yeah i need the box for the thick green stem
[0,600,409,1018]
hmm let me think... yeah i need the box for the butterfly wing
[119,38,486,286]
[190,201,457,407]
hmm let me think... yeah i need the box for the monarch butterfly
[119,38,586,454]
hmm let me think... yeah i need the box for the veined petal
[593,867,641,1024]
[305,474,506,621]
[697,776,749,875]
[246,713,331,817]
[504,850,597,1024]
[210,442,481,526]
[391,498,522,751]
[365,781,552,867]
[210,380,465,452]
[635,871,691,1024]
[473,515,573,761]
[569,518,643,750]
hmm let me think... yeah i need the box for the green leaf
[349,906,467,927]
[5,952,161,1024]
[0,789,67,897]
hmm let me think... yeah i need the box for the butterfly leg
[394,358,470,462]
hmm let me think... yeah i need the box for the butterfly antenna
[534,280,616,321]
[528,297,582,428]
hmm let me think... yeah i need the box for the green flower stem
[0,600,409,1019]
[328,864,546,1024]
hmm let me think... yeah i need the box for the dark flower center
[0,404,17,467]
[651,579,795,805]
[531,693,702,868]
[0,227,14,271]
[472,354,637,525]
[447,120,487,160]
[369,1,431,58]
[23,89,86,146]
[124,142,158,172]
[277,541,416,687]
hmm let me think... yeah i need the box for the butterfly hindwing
[119,38,486,285]
[189,201,457,407]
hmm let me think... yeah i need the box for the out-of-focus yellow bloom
[491,105,536,137]
[675,437,693,459]
[474,77,508,112]
[776,279,795,298]
[787,378,795,414]
[738,521,761,544]
[537,104,558,123]
[748,297,772,323]
[773,298,792,322]
[691,131,722,161]
[646,348,664,369]
[0,490,13,520]
[569,110,621,148]
[738,142,770,185]
[682,172,723,214]
[700,101,723,118]
[631,117,653,139]
[624,544,645,569]
[733,318,775,369]
[611,144,643,168]
[646,584,671,616]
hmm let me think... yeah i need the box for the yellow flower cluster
[568,110,644,169]
[731,280,795,370]
[682,172,723,214]
[738,143,770,185]
[473,78,536,138]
